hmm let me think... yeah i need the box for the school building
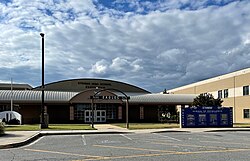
[167,68,250,123]
[0,79,195,124]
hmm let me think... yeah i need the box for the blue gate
[181,107,233,128]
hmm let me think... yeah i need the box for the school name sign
[181,106,233,128]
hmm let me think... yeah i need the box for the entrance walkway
[94,124,129,132]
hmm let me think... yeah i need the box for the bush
[0,122,5,135]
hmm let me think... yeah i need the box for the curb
[0,132,41,149]
[152,130,190,133]
[40,131,133,136]
[205,129,250,132]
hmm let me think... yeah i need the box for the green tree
[192,93,223,107]
[163,89,168,94]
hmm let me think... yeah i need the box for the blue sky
[94,0,238,13]
[0,0,250,92]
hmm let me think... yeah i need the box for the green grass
[47,124,94,130]
[113,123,179,130]
[5,124,95,131]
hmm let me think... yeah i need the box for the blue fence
[181,107,233,128]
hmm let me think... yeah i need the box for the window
[218,90,222,99]
[243,109,250,118]
[243,86,249,96]
[140,106,144,120]
[224,89,228,98]
[106,105,117,119]
[118,106,122,119]
[74,104,91,121]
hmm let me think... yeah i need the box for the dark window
[243,86,249,96]
[243,109,250,118]
[218,90,222,99]
[224,89,228,98]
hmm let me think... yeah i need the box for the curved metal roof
[0,90,196,105]
[130,94,196,104]
[0,90,78,103]
[33,78,151,93]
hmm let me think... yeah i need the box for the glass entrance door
[85,110,106,123]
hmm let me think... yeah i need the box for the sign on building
[181,107,233,128]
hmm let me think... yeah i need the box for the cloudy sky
[0,0,250,92]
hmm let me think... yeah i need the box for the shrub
[0,121,5,135]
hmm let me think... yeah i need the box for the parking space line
[81,135,87,145]
[24,148,101,158]
[93,144,177,153]
[120,134,132,140]
[26,136,44,147]
[130,137,173,143]
[177,148,250,155]
[75,152,176,161]
[199,134,229,141]
[153,133,181,141]
[73,148,250,161]
[149,141,228,149]
[200,140,250,146]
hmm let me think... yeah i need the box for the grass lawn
[113,123,179,129]
[5,124,95,131]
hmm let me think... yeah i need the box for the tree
[163,89,168,94]
[192,93,223,107]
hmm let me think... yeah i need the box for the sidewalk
[0,131,40,149]
[1,124,250,149]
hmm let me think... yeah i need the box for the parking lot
[1,131,250,161]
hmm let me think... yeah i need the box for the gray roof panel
[0,90,78,103]
[130,94,196,104]
[0,90,196,105]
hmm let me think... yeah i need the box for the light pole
[40,33,47,129]
[125,97,129,129]
[91,96,94,128]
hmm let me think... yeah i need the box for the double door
[85,110,106,123]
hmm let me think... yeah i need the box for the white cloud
[243,33,250,45]
[90,57,143,77]
[91,59,109,75]
[0,0,250,92]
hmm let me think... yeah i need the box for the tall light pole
[40,33,47,129]
[126,97,129,129]
[91,96,94,128]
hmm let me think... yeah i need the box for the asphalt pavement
[0,124,250,149]
[1,131,250,161]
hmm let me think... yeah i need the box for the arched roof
[69,89,123,104]
[33,78,150,93]
[0,90,195,105]
[0,90,78,103]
